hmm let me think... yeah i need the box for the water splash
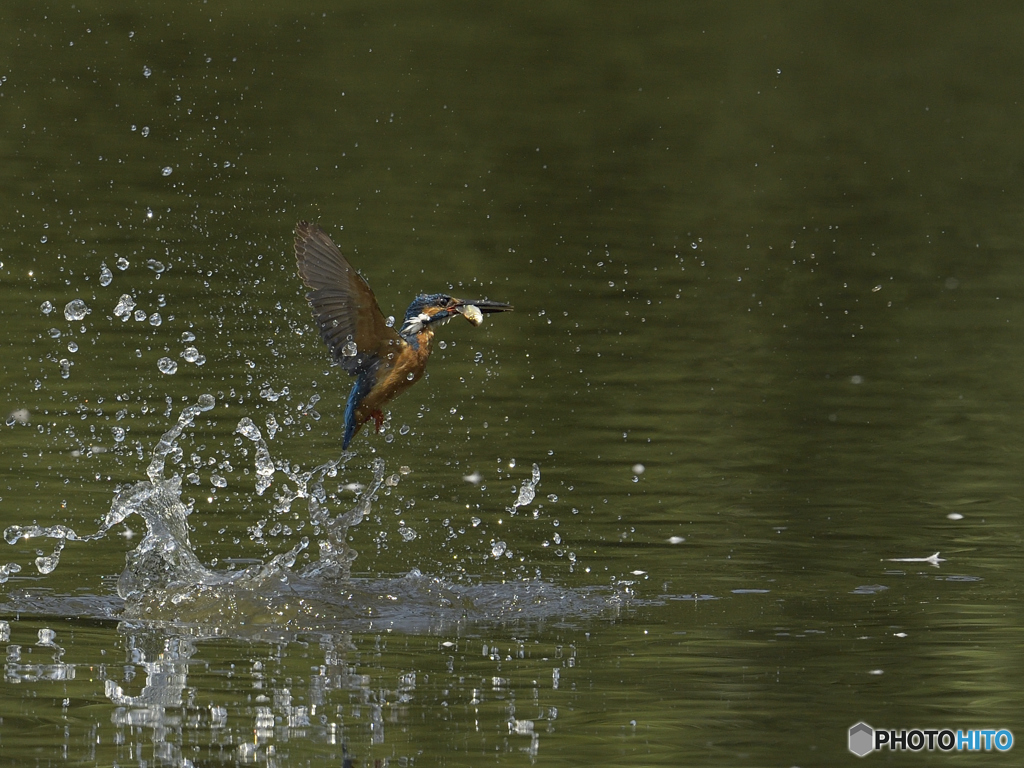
[1,400,623,635]
[236,417,275,495]
[147,393,215,483]
[510,463,541,514]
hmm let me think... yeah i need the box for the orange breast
[354,330,433,424]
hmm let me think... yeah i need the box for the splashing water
[510,463,542,514]
[1,400,622,635]
[2,395,379,618]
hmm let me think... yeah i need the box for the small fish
[459,304,484,326]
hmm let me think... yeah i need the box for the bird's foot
[371,410,385,433]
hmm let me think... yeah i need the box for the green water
[2,2,1023,765]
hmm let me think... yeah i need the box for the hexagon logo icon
[849,722,874,757]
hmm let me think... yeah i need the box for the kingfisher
[294,221,513,449]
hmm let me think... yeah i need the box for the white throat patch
[401,312,433,335]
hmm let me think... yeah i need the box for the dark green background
[1,2,1022,765]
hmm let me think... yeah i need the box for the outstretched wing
[294,221,403,375]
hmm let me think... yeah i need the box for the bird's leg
[371,410,385,433]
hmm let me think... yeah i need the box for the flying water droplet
[64,299,90,321]
[157,357,178,375]
[115,256,129,271]
[342,340,358,357]
[182,346,201,363]
[161,166,173,177]
[236,418,262,442]
[40,301,54,315]
[510,464,541,513]
[113,294,136,320]
[35,539,65,574]
[0,563,23,585]
[236,417,275,495]
[99,263,113,286]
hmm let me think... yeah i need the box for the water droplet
[491,540,507,558]
[113,294,136,319]
[148,313,162,326]
[182,346,201,363]
[161,166,173,177]
[59,359,72,379]
[399,526,418,542]
[146,259,165,274]
[142,65,152,78]
[111,426,126,443]
[64,299,91,321]
[115,256,129,271]
[67,341,78,353]
[197,393,216,411]
[6,409,30,426]
[141,126,150,137]
[48,328,61,339]
[235,417,262,441]
[40,301,53,315]
[133,309,146,322]
[210,474,227,488]
[632,463,645,475]
[157,357,178,374]
[181,331,196,343]
[342,340,358,357]
[40,235,47,244]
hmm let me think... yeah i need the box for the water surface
[2,2,1023,765]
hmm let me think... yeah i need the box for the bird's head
[399,294,513,337]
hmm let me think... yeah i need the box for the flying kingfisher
[294,221,513,449]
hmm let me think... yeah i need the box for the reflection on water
[1,617,580,766]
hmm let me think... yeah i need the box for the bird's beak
[450,298,514,326]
